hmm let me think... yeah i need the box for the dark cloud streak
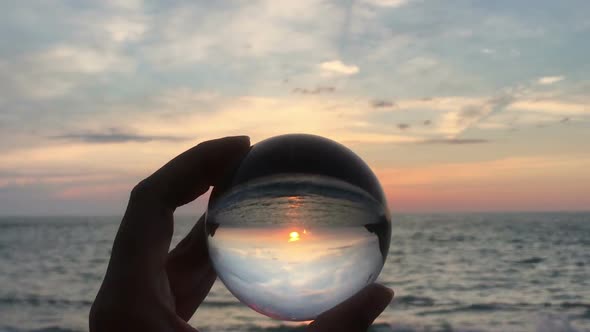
[371,99,396,108]
[418,138,489,145]
[457,92,518,127]
[292,86,335,94]
[51,128,186,144]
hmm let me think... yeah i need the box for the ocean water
[0,213,589,332]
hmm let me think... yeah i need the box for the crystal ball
[206,134,391,321]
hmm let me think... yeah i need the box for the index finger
[110,136,251,275]
[135,135,251,209]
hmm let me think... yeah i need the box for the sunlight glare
[288,231,300,242]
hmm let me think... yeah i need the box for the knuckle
[129,179,154,202]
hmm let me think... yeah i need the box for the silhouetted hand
[89,136,394,332]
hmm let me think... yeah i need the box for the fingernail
[386,287,395,299]
[371,284,394,305]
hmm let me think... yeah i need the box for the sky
[0,0,589,215]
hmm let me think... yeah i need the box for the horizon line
[1,209,589,219]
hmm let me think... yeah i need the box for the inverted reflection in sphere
[206,134,391,321]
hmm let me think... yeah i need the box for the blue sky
[1,0,589,215]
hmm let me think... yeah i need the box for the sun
[288,231,300,242]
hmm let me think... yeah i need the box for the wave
[415,303,514,316]
[201,300,242,308]
[0,328,82,332]
[394,295,436,307]
[560,302,590,309]
[215,319,590,332]
[0,296,92,308]
[515,257,545,264]
[415,301,590,316]
[31,328,81,332]
[4,321,589,332]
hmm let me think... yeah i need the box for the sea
[0,212,589,332]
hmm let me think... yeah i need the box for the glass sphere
[206,134,391,321]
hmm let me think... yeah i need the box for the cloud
[363,0,410,8]
[292,86,335,95]
[418,138,489,145]
[437,92,518,137]
[102,0,144,11]
[51,128,185,144]
[537,76,565,85]
[0,45,135,100]
[509,100,588,115]
[319,60,359,76]
[56,89,421,147]
[143,1,338,67]
[38,45,135,74]
[399,57,439,74]
[476,122,510,130]
[478,109,575,130]
[338,133,419,144]
[370,100,396,108]
[396,97,482,111]
[458,105,486,122]
[103,16,147,42]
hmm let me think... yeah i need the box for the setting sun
[288,231,300,242]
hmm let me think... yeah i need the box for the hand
[89,136,394,332]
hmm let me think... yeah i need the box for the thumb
[307,284,393,332]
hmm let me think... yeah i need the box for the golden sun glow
[288,231,300,242]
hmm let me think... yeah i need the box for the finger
[137,135,251,208]
[307,284,393,332]
[109,136,250,276]
[167,214,217,320]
